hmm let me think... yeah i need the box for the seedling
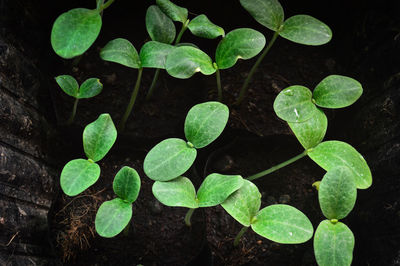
[55,75,103,124]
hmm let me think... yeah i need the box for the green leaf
[279,15,332,46]
[319,167,357,220]
[55,75,79,97]
[273,85,317,122]
[197,174,243,207]
[156,0,188,24]
[313,75,363,108]
[139,41,175,69]
[188,14,225,39]
[184,101,229,149]
[221,180,261,227]
[60,159,100,196]
[288,107,327,149]
[143,138,197,181]
[176,43,200,49]
[165,46,216,79]
[95,198,132,238]
[308,141,372,189]
[251,204,314,244]
[314,220,355,266]
[113,167,141,204]
[215,28,266,70]
[152,176,198,208]
[146,5,176,44]
[100,38,141,68]
[78,78,103,99]
[83,113,117,162]
[51,8,102,59]
[240,0,284,31]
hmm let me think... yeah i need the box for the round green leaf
[319,167,357,220]
[314,220,355,266]
[78,78,103,99]
[60,159,100,196]
[279,15,332,46]
[144,138,197,181]
[251,204,314,244]
[156,0,188,24]
[240,0,284,31]
[197,174,243,207]
[288,107,327,149]
[95,198,132,238]
[273,85,317,122]
[313,75,363,108]
[113,166,141,204]
[184,101,229,149]
[215,28,266,70]
[51,8,102,59]
[165,46,216,79]
[308,141,372,189]
[139,41,175,69]
[152,176,198,208]
[83,113,117,162]
[188,14,225,39]
[221,180,261,227]
[55,75,79,97]
[100,38,141,69]
[146,5,176,44]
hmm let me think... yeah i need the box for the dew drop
[283,89,293,96]
[289,232,293,236]
[294,108,300,118]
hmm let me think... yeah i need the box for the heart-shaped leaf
[313,75,363,108]
[95,198,132,238]
[251,204,314,244]
[314,220,355,266]
[308,141,372,189]
[55,75,79,97]
[165,46,216,79]
[100,38,141,69]
[215,28,266,70]
[152,176,198,208]
[273,85,317,122]
[184,101,229,149]
[240,0,284,31]
[113,166,141,204]
[78,78,103,99]
[83,113,117,162]
[60,159,100,196]
[188,14,225,39]
[279,15,332,46]
[221,180,261,227]
[146,5,176,44]
[319,167,357,220]
[51,8,102,59]
[144,138,197,181]
[139,41,175,69]
[156,0,188,24]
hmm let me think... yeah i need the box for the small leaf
[240,0,284,31]
[288,107,327,149]
[51,8,102,59]
[197,174,243,207]
[251,204,314,244]
[83,113,117,162]
[144,138,197,181]
[95,198,132,238]
[308,141,372,189]
[314,220,355,266]
[55,75,79,97]
[100,38,141,68]
[184,101,229,149]
[156,0,188,24]
[215,28,266,70]
[152,176,198,208]
[60,159,100,196]
[273,85,317,122]
[113,166,141,204]
[221,180,261,227]
[78,78,103,99]
[146,5,176,44]
[279,15,332,46]
[313,75,363,108]
[165,46,216,79]
[319,167,357,220]
[188,14,225,39]
[139,41,175,69]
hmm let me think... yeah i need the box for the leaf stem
[216,68,222,102]
[98,0,115,12]
[234,226,249,246]
[66,98,79,125]
[184,208,195,227]
[175,19,190,45]
[145,68,160,101]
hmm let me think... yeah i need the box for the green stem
[184,208,195,227]
[98,0,115,11]
[236,30,280,105]
[118,68,143,132]
[66,98,79,125]
[175,19,190,45]
[234,226,249,246]
[146,68,160,101]
[216,68,222,102]
[247,150,308,181]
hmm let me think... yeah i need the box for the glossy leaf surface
[146,5,176,44]
[100,38,141,68]
[152,176,198,208]
[156,0,188,24]
[78,78,103,99]
[113,167,141,204]
[188,14,225,39]
[139,41,175,69]
[240,0,284,31]
[55,75,79,97]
